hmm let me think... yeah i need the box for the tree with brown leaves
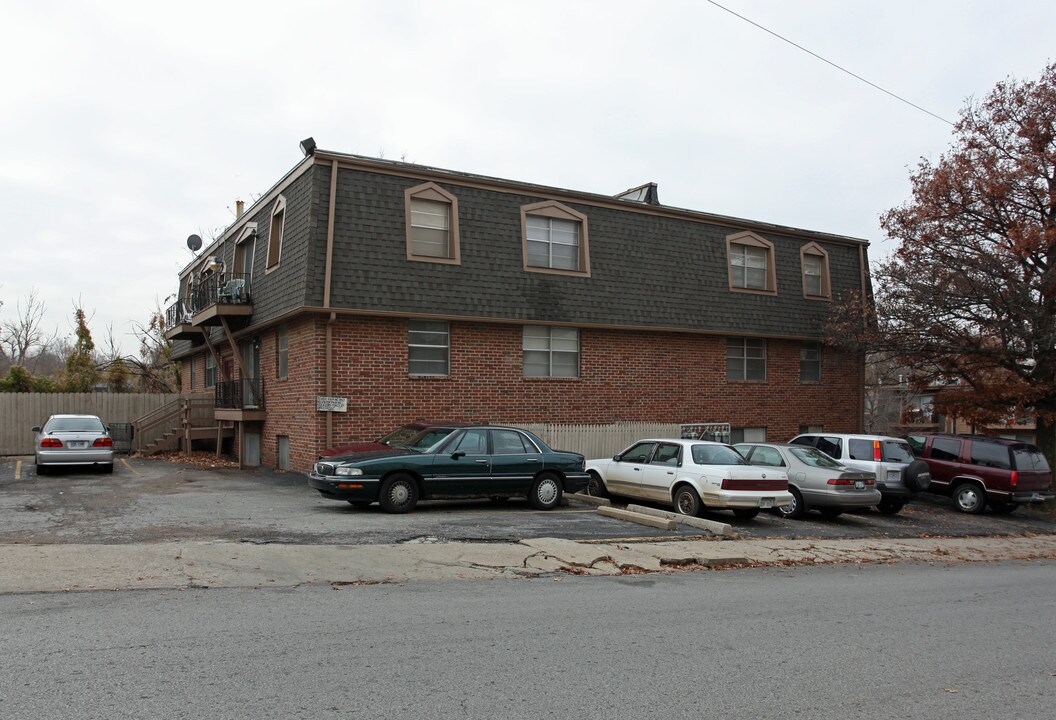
[829,63,1056,465]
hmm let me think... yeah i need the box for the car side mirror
[613,454,621,462]
[32,426,41,433]
[451,450,466,459]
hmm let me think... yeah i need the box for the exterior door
[427,429,492,496]
[242,341,260,408]
[606,442,656,498]
[243,429,261,467]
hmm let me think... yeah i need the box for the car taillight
[873,440,882,462]
[1010,470,1018,489]
[40,438,63,448]
[93,437,113,447]
[827,478,855,486]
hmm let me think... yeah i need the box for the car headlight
[335,467,364,477]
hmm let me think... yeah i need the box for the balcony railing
[900,409,939,425]
[216,376,264,410]
[165,297,194,329]
[190,272,253,312]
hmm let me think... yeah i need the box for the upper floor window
[800,342,822,382]
[234,223,258,279]
[800,242,831,299]
[521,201,590,276]
[726,231,776,294]
[727,337,766,381]
[277,326,289,379]
[408,320,450,376]
[405,182,460,264]
[205,353,216,388]
[266,196,286,271]
[524,326,580,378]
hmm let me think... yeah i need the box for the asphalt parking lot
[1,454,1054,545]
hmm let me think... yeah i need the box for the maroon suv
[906,433,1053,514]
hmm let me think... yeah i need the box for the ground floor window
[408,320,450,376]
[523,326,579,377]
[727,338,766,381]
[730,427,766,444]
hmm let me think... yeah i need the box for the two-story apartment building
[165,140,872,472]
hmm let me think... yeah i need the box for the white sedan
[586,438,792,520]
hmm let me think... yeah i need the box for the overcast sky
[1,0,1052,356]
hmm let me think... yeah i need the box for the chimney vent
[235,199,245,218]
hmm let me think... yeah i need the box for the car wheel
[777,487,806,519]
[903,460,932,491]
[876,500,905,515]
[102,463,114,474]
[379,474,419,513]
[36,463,47,476]
[528,473,563,510]
[989,501,1017,515]
[818,507,844,519]
[673,485,702,517]
[586,471,609,498]
[347,501,372,510]
[732,508,760,520]
[953,482,986,514]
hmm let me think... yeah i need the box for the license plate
[887,470,900,481]
[69,441,87,448]
[759,498,774,509]
[855,481,865,490]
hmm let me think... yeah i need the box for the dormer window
[266,196,286,271]
[521,201,590,276]
[405,182,460,264]
[726,231,776,295]
[800,242,831,300]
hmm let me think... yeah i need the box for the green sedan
[308,425,589,513]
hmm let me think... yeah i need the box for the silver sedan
[734,442,881,519]
[33,414,114,474]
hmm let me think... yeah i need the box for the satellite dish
[186,234,203,252]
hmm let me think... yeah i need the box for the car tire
[952,482,986,514]
[528,473,563,510]
[876,500,905,515]
[102,463,114,474]
[36,463,47,476]
[673,485,702,517]
[379,474,419,513]
[903,460,932,491]
[818,507,844,519]
[733,508,760,520]
[586,471,609,498]
[348,501,372,510]
[777,487,806,519]
[989,501,1017,515]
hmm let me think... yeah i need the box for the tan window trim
[800,241,832,300]
[404,182,461,265]
[521,200,590,277]
[726,231,777,296]
[233,223,258,279]
[265,195,286,273]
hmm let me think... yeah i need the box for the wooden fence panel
[0,394,180,455]
[508,422,682,459]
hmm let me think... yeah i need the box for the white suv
[787,433,931,515]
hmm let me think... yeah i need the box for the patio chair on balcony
[218,278,246,304]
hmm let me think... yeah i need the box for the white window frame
[523,326,580,378]
[408,320,450,376]
[800,342,822,382]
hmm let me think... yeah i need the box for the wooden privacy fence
[0,393,181,455]
[511,422,683,459]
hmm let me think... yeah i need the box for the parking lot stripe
[14,459,21,480]
[120,458,141,476]
[579,535,712,544]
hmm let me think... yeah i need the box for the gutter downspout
[323,160,339,449]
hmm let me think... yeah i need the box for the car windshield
[400,429,457,452]
[1013,446,1051,472]
[691,444,747,465]
[789,447,843,469]
[44,417,105,433]
[881,441,915,463]
[378,425,428,447]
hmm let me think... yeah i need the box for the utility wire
[705,0,955,126]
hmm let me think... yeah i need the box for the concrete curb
[1,535,1054,594]
[597,506,676,530]
[626,504,733,535]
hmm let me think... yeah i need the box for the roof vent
[615,182,660,205]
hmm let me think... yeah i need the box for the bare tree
[0,289,56,372]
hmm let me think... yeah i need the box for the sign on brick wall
[316,396,348,413]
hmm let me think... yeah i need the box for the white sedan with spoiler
[586,438,792,520]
